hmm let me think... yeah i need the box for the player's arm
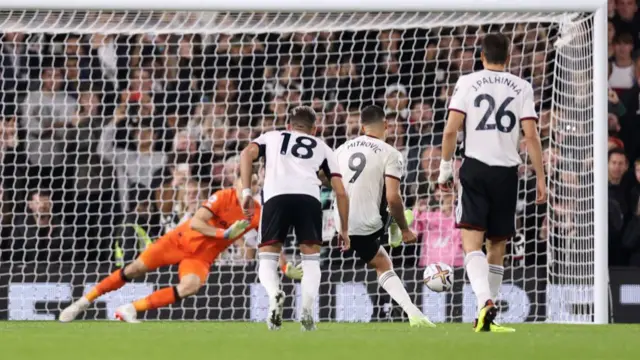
[332,176,349,234]
[240,136,265,216]
[521,85,547,204]
[191,207,249,240]
[318,146,342,188]
[322,145,350,250]
[522,121,544,178]
[385,176,409,230]
[384,151,409,230]
[240,142,261,195]
[441,111,464,162]
[190,207,224,238]
[439,80,467,185]
[317,170,331,188]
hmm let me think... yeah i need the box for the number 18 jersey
[448,69,538,167]
[334,135,404,236]
[252,130,340,204]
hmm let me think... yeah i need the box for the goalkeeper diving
[60,176,300,323]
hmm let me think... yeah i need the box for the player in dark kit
[438,33,547,333]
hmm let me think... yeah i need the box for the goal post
[0,0,608,324]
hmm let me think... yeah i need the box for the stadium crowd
[0,1,636,270]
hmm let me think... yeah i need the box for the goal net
[0,10,596,323]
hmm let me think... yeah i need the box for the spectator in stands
[612,0,640,48]
[622,159,640,266]
[609,33,636,91]
[609,20,617,59]
[383,84,410,121]
[609,148,631,221]
[609,0,618,19]
[414,145,441,205]
[21,62,78,193]
[385,116,406,154]
[164,178,208,233]
[99,115,167,211]
[407,100,438,148]
[412,189,463,268]
[10,189,73,263]
[344,111,361,139]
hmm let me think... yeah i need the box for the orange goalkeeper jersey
[174,188,261,254]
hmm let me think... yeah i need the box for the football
[423,262,454,292]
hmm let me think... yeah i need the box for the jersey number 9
[348,152,366,183]
[474,94,516,133]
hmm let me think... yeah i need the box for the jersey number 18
[280,133,317,159]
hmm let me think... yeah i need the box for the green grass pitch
[0,322,637,360]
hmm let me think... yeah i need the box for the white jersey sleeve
[521,83,538,121]
[448,77,471,115]
[321,143,342,179]
[385,149,404,181]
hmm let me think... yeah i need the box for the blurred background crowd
[0,1,636,271]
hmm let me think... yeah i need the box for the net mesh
[0,10,594,323]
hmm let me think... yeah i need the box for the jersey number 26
[474,94,516,133]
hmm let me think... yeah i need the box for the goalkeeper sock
[132,287,179,312]
[488,264,504,301]
[258,252,281,300]
[85,269,128,302]
[378,270,423,318]
[300,253,321,312]
[465,251,492,312]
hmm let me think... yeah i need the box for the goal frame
[3,0,609,324]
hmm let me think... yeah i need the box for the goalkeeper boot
[267,290,285,331]
[300,308,317,332]
[59,297,91,323]
[474,300,498,333]
[115,304,141,324]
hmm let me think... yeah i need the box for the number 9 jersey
[333,135,404,236]
[448,69,538,167]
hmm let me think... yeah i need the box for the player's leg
[362,237,435,328]
[258,196,290,330]
[456,159,495,332]
[115,258,208,323]
[483,239,514,332]
[485,240,507,302]
[59,233,183,322]
[293,195,323,331]
[482,166,518,332]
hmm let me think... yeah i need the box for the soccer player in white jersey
[334,105,435,328]
[240,106,350,331]
[438,33,547,333]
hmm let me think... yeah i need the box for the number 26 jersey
[333,135,404,236]
[252,130,340,204]
[448,69,538,167]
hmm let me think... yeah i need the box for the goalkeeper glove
[282,262,303,280]
[223,220,250,240]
